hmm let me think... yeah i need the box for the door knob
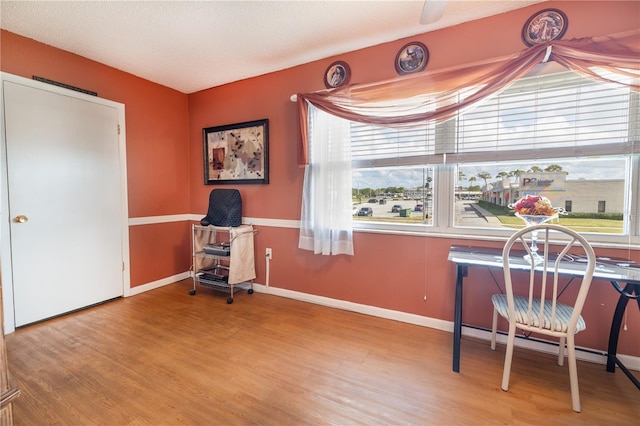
[14,215,29,223]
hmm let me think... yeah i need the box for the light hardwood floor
[6,279,639,425]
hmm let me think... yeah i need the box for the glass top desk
[447,245,640,389]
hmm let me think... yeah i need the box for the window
[598,200,606,213]
[456,157,628,235]
[349,69,638,243]
[353,166,433,225]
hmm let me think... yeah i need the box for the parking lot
[353,199,430,219]
[354,199,494,226]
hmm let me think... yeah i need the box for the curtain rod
[289,46,556,103]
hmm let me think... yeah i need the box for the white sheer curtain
[298,104,354,256]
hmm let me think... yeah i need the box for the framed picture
[324,61,351,89]
[203,119,269,185]
[522,8,568,46]
[395,42,429,75]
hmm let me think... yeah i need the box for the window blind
[350,121,436,168]
[349,70,637,168]
[453,70,637,163]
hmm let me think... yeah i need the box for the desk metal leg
[606,282,640,390]
[453,265,466,372]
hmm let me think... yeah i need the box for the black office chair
[200,189,242,227]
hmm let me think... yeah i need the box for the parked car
[414,204,423,212]
[378,198,386,205]
[357,207,373,216]
[367,198,378,204]
[391,204,403,213]
[352,205,360,215]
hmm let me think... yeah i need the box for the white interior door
[3,79,125,327]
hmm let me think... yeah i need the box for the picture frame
[395,42,429,75]
[203,119,269,185]
[324,61,351,89]
[522,8,568,46]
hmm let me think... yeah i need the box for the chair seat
[492,294,586,333]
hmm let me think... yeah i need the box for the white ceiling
[0,0,548,94]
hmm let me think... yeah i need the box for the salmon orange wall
[129,221,192,286]
[0,29,192,286]
[188,1,639,356]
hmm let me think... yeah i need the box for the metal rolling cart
[190,224,257,304]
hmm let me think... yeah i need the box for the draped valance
[296,30,640,166]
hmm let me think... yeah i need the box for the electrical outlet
[265,248,272,259]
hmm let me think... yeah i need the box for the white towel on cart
[229,225,256,284]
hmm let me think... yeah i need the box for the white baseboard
[129,272,191,296]
[253,282,453,331]
[252,283,640,372]
[616,353,640,373]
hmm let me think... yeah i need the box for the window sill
[352,222,640,250]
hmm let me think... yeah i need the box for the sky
[353,157,629,191]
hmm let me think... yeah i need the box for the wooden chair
[490,223,596,412]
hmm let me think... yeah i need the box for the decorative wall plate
[522,8,568,46]
[395,42,429,75]
[324,61,351,89]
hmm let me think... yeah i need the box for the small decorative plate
[522,8,568,46]
[324,61,351,89]
[395,42,429,75]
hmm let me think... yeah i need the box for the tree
[477,172,492,187]
[357,187,372,198]
[508,169,525,181]
[496,171,509,180]
[545,164,563,172]
[384,186,406,195]
[529,166,543,172]
[468,176,477,190]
